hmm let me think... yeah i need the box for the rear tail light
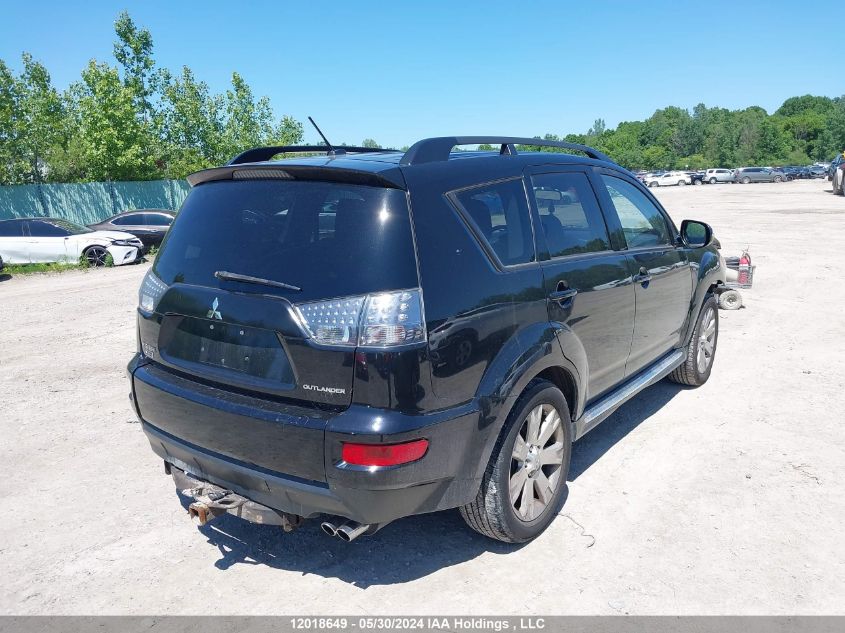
[294,288,425,349]
[341,439,429,467]
[139,269,167,312]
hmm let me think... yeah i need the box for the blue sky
[1,1,837,148]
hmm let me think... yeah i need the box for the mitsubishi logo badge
[207,297,222,320]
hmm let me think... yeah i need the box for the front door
[526,168,635,402]
[595,173,693,378]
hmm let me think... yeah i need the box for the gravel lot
[1,179,844,615]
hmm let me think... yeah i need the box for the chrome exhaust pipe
[335,521,370,542]
[320,521,339,537]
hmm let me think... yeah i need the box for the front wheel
[668,295,718,387]
[460,380,572,543]
[83,245,108,267]
[649,181,658,188]
[774,176,783,183]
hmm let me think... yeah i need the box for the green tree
[361,138,380,148]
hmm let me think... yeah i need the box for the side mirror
[680,219,713,248]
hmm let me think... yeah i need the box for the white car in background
[0,217,143,267]
[645,171,692,187]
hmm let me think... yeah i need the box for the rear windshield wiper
[214,270,301,292]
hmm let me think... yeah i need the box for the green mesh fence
[0,180,189,224]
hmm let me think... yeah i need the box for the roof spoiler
[227,145,399,166]
[399,136,613,166]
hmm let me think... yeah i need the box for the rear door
[595,171,693,378]
[0,220,29,263]
[140,178,420,409]
[526,167,635,401]
[26,221,70,263]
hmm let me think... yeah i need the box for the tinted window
[153,180,418,302]
[143,213,173,226]
[600,175,671,249]
[531,172,610,258]
[453,178,534,266]
[112,215,139,226]
[0,220,23,237]
[28,221,69,237]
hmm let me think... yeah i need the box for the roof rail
[228,145,398,166]
[399,136,612,166]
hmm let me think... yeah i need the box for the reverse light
[139,269,167,312]
[341,439,429,467]
[293,288,425,349]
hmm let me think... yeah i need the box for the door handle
[549,282,578,304]
[634,266,652,285]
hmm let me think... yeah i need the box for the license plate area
[159,315,295,387]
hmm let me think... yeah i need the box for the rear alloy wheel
[668,295,718,386]
[84,245,108,267]
[742,177,751,184]
[649,181,658,188]
[460,380,571,543]
[678,180,686,186]
[710,177,718,184]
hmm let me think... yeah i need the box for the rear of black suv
[128,167,486,531]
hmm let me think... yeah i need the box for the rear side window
[0,220,23,237]
[530,172,610,258]
[153,180,418,302]
[452,178,534,266]
[28,221,69,237]
[112,215,137,225]
[143,213,173,226]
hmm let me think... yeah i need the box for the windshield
[153,179,419,302]
[48,219,92,235]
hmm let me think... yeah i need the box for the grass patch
[2,261,89,275]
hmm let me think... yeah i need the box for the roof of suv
[186,137,621,188]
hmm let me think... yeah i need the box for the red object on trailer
[738,250,751,285]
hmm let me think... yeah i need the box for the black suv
[128,137,724,543]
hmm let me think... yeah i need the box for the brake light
[341,439,429,467]
[294,288,425,348]
[139,269,167,312]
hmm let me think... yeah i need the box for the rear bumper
[129,355,485,525]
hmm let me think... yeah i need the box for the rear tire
[709,177,717,184]
[678,180,686,186]
[668,295,718,387]
[649,181,658,188]
[460,380,572,543]
[718,289,743,310]
[742,177,751,184]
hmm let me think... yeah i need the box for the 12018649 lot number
[290,617,545,630]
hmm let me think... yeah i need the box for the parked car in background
[88,209,175,251]
[687,171,705,185]
[808,165,828,179]
[704,168,734,184]
[733,167,785,184]
[645,170,691,187]
[0,217,143,266]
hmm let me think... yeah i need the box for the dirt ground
[1,179,844,615]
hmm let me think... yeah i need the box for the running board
[575,350,685,440]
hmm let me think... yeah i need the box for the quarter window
[453,178,535,266]
[600,175,671,249]
[530,172,610,258]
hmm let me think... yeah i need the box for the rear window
[154,180,418,301]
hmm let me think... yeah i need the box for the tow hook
[171,463,305,531]
[188,488,243,525]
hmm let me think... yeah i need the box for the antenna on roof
[308,116,344,155]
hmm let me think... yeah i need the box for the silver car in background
[704,168,734,184]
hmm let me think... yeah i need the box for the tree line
[500,96,845,171]
[2,12,844,186]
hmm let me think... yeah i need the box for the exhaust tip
[335,521,370,543]
[320,521,338,537]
